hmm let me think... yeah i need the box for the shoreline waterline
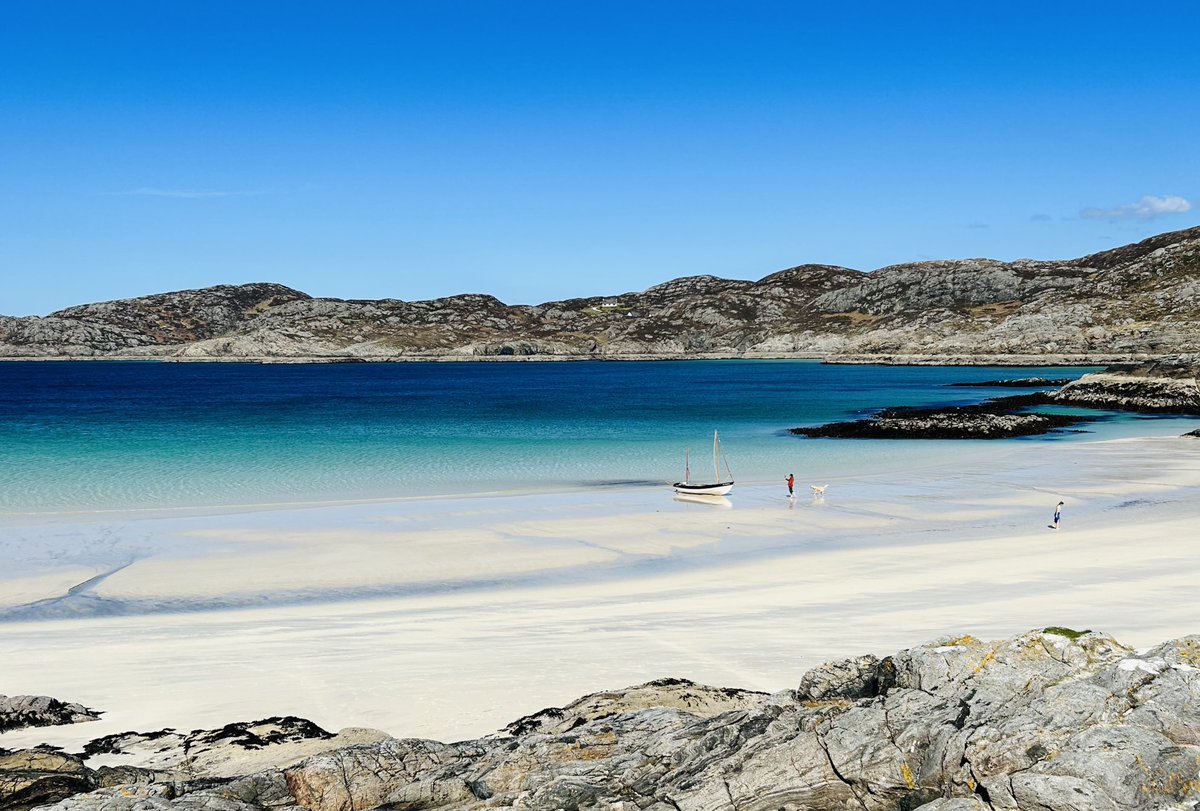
[0,352,1162,364]
[2,433,1198,749]
[15,358,1196,514]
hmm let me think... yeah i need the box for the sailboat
[672,430,734,496]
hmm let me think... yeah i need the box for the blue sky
[2,1,1198,315]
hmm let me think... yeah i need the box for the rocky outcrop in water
[791,409,1088,440]
[0,697,100,734]
[8,629,1200,811]
[793,358,1200,438]
[2,226,1199,361]
[789,393,1095,439]
[947,377,1073,388]
[1052,357,1200,414]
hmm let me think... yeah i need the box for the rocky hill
[5,629,1200,811]
[2,226,1199,362]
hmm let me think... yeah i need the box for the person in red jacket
[786,473,795,497]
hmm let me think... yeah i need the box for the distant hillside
[2,226,1199,362]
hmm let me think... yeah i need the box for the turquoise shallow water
[1,360,1196,513]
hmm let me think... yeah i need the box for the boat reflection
[673,493,733,509]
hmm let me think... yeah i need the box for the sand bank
[2,435,1198,750]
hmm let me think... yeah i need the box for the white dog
[810,483,829,496]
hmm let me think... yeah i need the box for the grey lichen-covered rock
[0,696,101,733]
[17,629,1200,811]
[0,749,97,811]
[0,718,382,811]
[42,771,293,811]
[797,654,886,701]
[914,800,991,810]
[3,226,1200,362]
[501,678,770,737]
[0,749,176,811]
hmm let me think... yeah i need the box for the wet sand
[2,435,1198,749]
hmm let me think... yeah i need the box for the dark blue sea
[1,360,1193,512]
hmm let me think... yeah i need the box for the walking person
[785,473,795,497]
[1051,501,1064,530]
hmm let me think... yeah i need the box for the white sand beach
[2,435,1199,751]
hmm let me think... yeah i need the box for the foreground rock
[0,719,388,811]
[0,697,100,734]
[3,226,1200,361]
[0,749,97,811]
[501,677,769,737]
[81,716,389,780]
[10,629,1200,811]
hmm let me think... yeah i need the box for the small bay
[1,359,1193,513]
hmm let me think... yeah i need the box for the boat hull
[672,481,734,496]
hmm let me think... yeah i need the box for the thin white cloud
[119,187,265,198]
[1081,194,1192,222]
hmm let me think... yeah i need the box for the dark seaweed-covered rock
[790,392,1090,439]
[0,697,100,734]
[791,410,1088,439]
[947,377,1074,387]
[800,362,1200,441]
[77,717,378,782]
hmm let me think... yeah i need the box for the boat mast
[713,430,720,484]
